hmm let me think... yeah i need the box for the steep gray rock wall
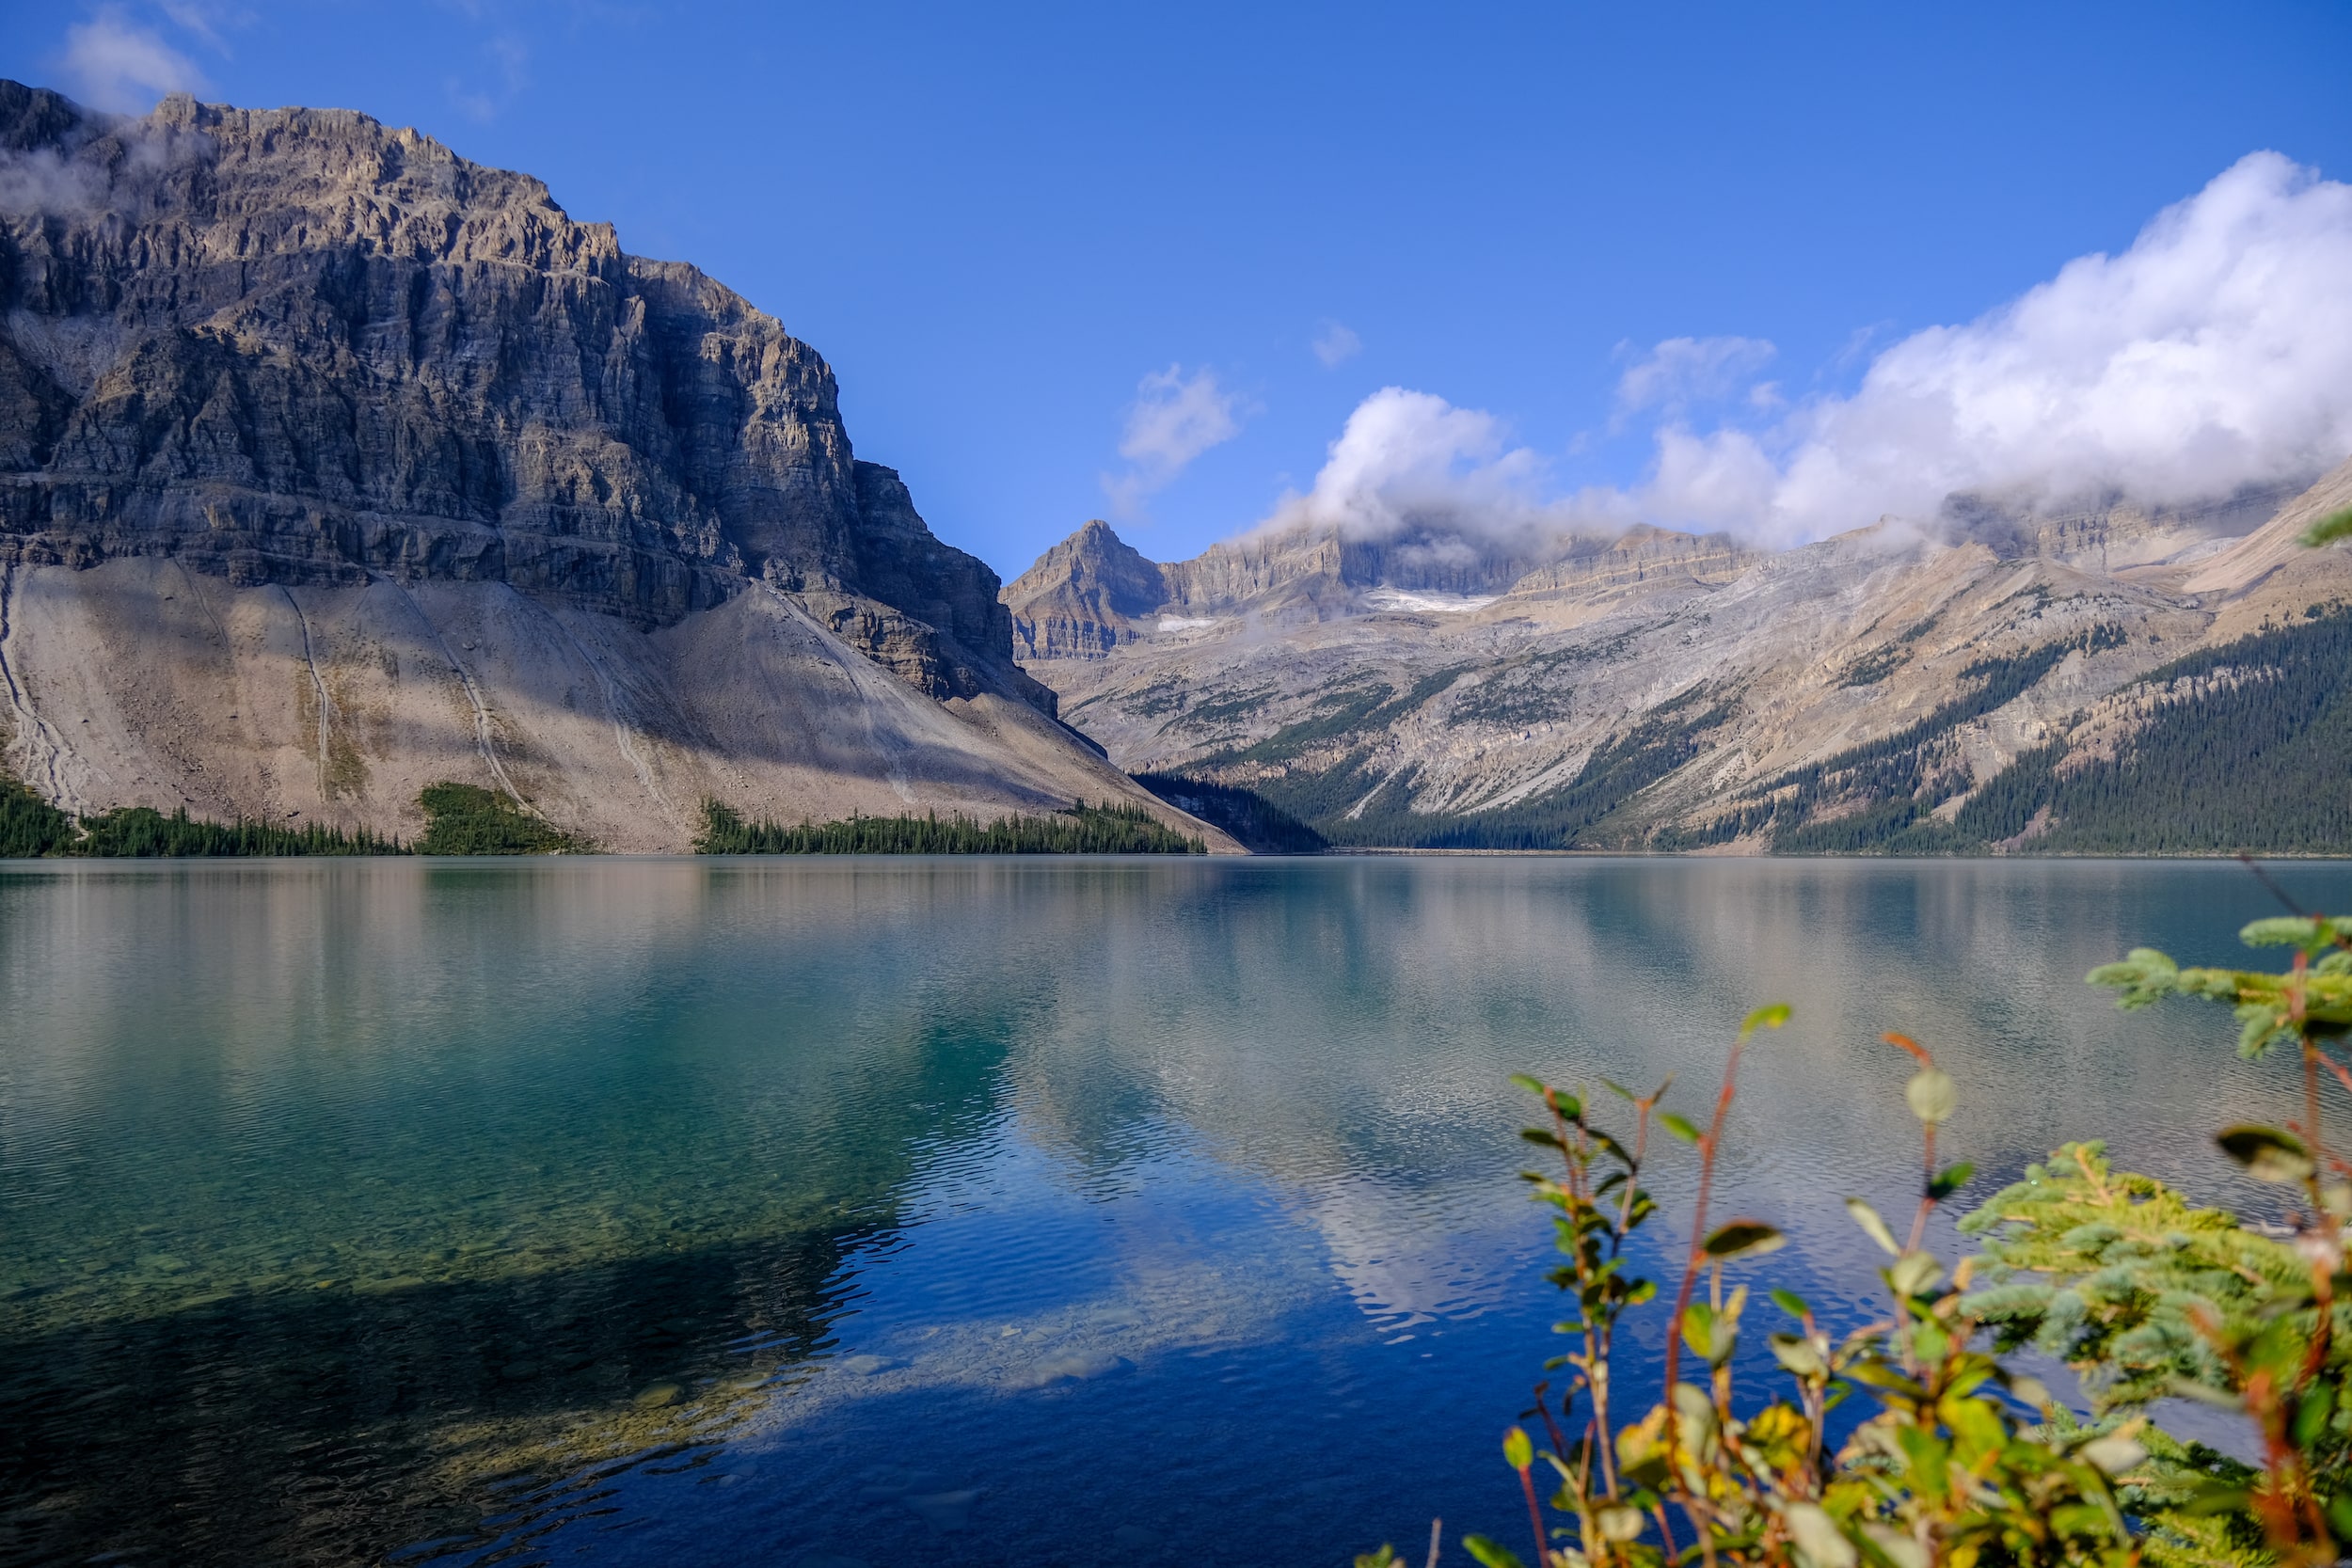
[0,81,1225,847]
[0,80,1042,708]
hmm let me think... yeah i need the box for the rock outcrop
[0,81,1233,850]
[1003,518,1169,659]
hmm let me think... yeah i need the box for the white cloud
[1102,364,1248,516]
[153,0,251,54]
[1614,335,1776,417]
[1643,151,2352,544]
[58,8,210,112]
[1311,320,1362,368]
[1259,152,2352,552]
[1259,387,1554,543]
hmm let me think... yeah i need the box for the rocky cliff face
[0,81,1051,705]
[0,82,1233,849]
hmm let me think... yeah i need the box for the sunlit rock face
[1008,464,2352,851]
[0,81,1230,849]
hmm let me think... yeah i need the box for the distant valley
[1004,465,2352,853]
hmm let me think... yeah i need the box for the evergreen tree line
[0,780,406,857]
[693,800,1206,854]
[1730,606,2352,855]
[1945,605,2352,853]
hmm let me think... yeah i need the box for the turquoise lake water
[1,855,2344,1567]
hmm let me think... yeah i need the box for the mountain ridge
[0,81,1238,851]
[1004,465,2352,853]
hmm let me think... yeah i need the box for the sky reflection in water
[1,856,2344,1568]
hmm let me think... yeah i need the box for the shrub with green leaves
[417,782,588,855]
[1371,910,2352,1568]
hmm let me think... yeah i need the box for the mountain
[1006,464,2352,853]
[0,82,1233,850]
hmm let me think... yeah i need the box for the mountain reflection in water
[0,857,2340,1567]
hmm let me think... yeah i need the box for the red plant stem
[2296,950,2322,1182]
[1518,1462,1548,1568]
[1906,1120,1938,1254]
[2317,1048,2352,1101]
[1658,1031,1753,1553]
[1534,1384,1572,1461]
[1548,1093,1619,1498]
[1661,1035,1748,1402]
[1616,1099,1655,1246]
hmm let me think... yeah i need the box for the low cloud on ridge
[1264,151,2352,550]
[1258,388,1555,546]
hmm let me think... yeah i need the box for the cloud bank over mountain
[1259,152,2352,548]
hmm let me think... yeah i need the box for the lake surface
[1,855,2344,1568]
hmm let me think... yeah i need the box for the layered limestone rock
[0,82,1232,849]
[1003,518,1169,659]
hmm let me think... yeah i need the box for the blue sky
[3,1,2349,577]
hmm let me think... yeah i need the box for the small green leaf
[1783,1502,1856,1568]
[1681,1302,1715,1360]
[1905,1068,1957,1125]
[1889,1251,1945,1298]
[2216,1123,2314,1183]
[1846,1197,1900,1256]
[2294,1385,2335,1449]
[1596,1507,1646,1544]
[1927,1162,1975,1201]
[1461,1534,1527,1568]
[1770,1287,1812,1319]
[1659,1112,1703,1144]
[1771,1331,1825,1377]
[1502,1425,1533,1470]
[1703,1219,1787,1260]
[1356,1548,1401,1568]
[2080,1434,2147,1476]
[1740,1002,1792,1037]
[1508,1073,1546,1098]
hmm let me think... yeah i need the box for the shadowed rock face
[0,80,1039,709]
[0,82,1246,850]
